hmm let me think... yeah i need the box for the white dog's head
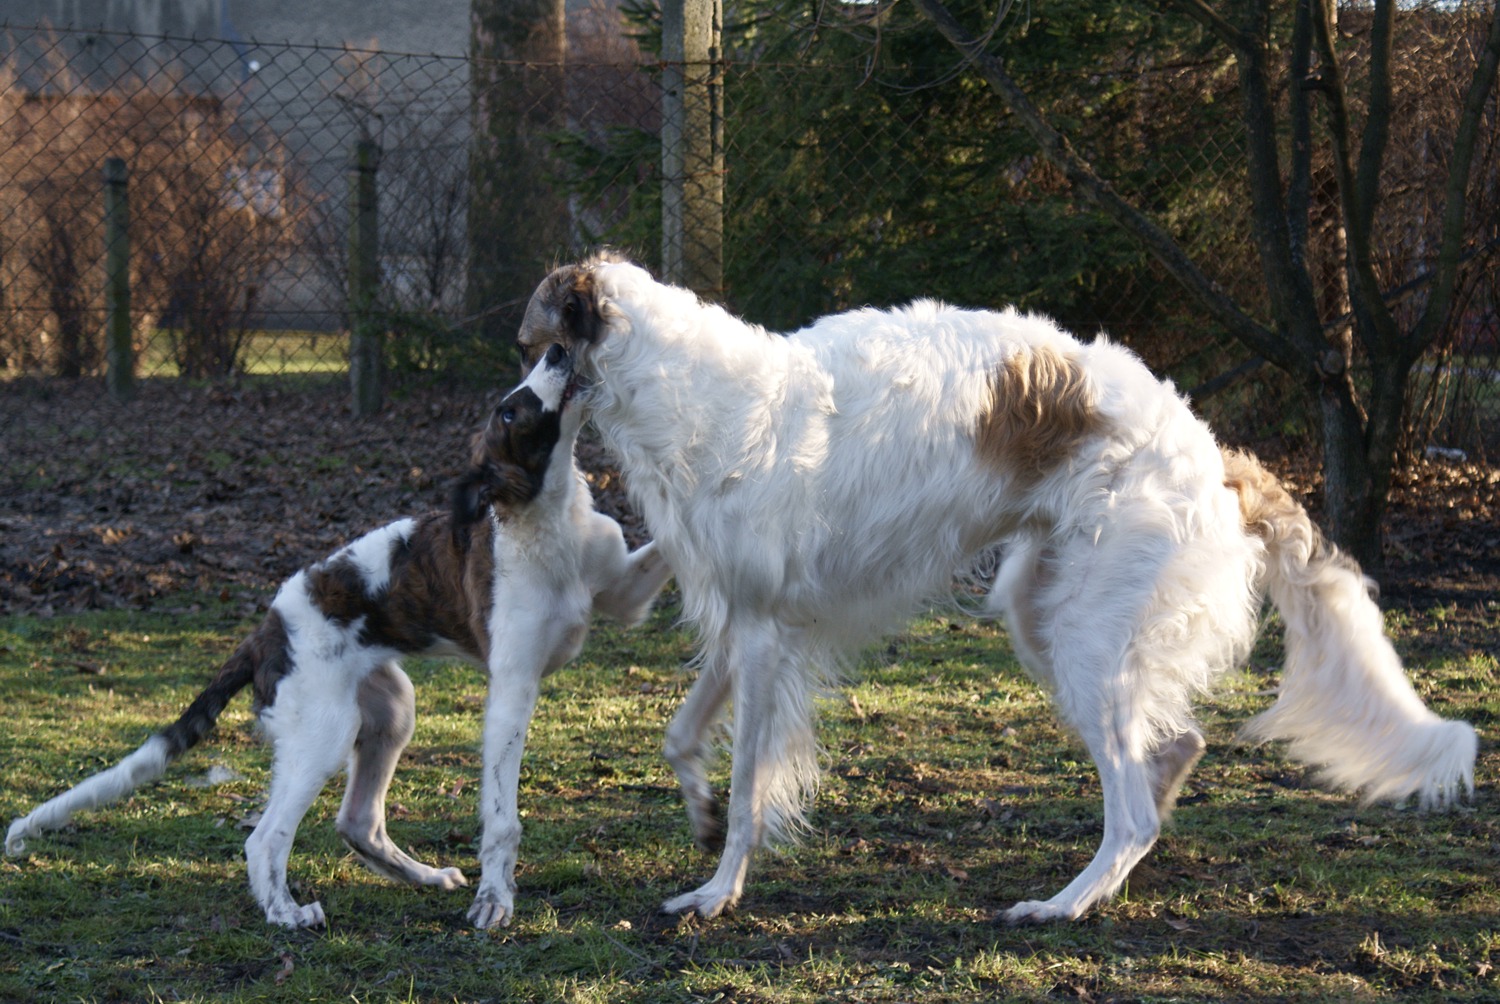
[515,250,638,381]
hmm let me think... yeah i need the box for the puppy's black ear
[449,467,492,550]
[448,462,541,548]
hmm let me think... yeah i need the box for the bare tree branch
[1308,0,1397,359]
[1354,0,1395,248]
[908,0,1295,371]
[1226,0,1328,366]
[1287,0,1315,270]
[1168,0,1244,49]
[1412,0,1500,355]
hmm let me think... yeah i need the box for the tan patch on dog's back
[974,346,1104,482]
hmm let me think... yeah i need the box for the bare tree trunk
[468,0,570,347]
[1318,379,1380,568]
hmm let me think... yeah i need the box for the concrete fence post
[103,156,134,402]
[349,137,383,417]
[661,0,724,300]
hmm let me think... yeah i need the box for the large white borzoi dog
[7,357,671,929]
[515,252,1476,924]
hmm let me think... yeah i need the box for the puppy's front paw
[467,888,514,929]
[267,900,327,929]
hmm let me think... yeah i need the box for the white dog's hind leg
[1148,727,1206,822]
[246,703,360,929]
[664,624,814,919]
[1002,535,1180,924]
[337,663,467,891]
[986,539,1054,685]
[1004,733,1162,925]
[661,655,759,918]
[664,651,732,851]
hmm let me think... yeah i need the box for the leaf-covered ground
[1,376,644,619]
[3,374,1495,650]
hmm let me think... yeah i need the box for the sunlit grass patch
[136,329,349,378]
[2,600,1496,1002]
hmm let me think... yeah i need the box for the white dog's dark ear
[561,272,604,345]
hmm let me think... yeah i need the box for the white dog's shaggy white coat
[7,359,672,929]
[516,253,1476,924]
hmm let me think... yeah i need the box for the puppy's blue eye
[501,409,515,425]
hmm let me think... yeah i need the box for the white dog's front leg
[663,651,732,851]
[663,623,795,919]
[468,666,543,930]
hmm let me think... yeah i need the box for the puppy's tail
[1223,448,1475,808]
[5,612,286,856]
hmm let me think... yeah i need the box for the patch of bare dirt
[2,377,1496,656]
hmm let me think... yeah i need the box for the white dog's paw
[686,799,725,854]
[661,883,737,919]
[1002,899,1080,925]
[427,866,469,891]
[268,900,327,929]
[467,888,514,929]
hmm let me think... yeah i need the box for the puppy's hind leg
[663,650,733,852]
[246,696,360,928]
[336,662,467,891]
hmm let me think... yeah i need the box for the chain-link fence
[1,24,473,382]
[2,11,1496,453]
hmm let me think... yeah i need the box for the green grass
[2,598,1497,1002]
[137,330,349,378]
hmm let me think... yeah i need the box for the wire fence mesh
[1,24,474,380]
[1,11,1495,456]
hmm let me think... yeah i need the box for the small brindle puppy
[7,355,671,928]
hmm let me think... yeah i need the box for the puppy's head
[451,344,584,539]
[516,249,631,378]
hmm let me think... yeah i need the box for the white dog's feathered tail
[1225,449,1476,808]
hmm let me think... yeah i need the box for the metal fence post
[661,0,724,300]
[349,137,383,417]
[103,156,134,401]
